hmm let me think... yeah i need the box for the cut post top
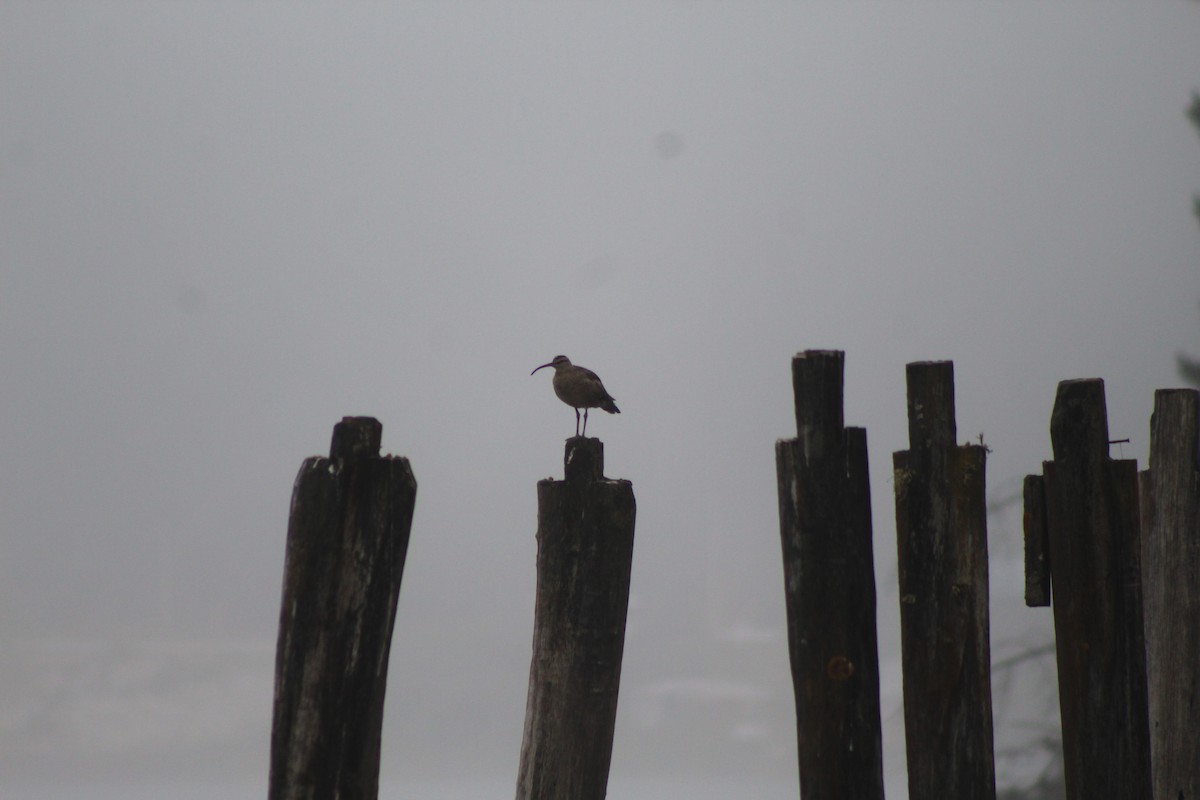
[905,360,956,450]
[1151,388,1200,472]
[793,349,845,359]
[564,436,605,483]
[1050,379,1110,464]
[330,416,383,459]
[790,349,845,444]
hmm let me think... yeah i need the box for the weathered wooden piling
[892,361,995,800]
[1139,388,1200,800]
[775,350,884,800]
[269,417,417,800]
[1024,380,1151,800]
[516,436,636,800]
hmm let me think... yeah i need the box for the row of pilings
[266,350,1199,800]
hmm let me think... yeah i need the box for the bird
[531,355,620,437]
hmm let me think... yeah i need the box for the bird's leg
[574,408,581,437]
[582,408,590,437]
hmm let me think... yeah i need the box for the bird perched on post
[531,355,620,437]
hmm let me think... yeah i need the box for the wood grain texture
[776,350,884,800]
[893,361,996,800]
[1140,389,1200,800]
[516,436,636,800]
[1043,380,1151,800]
[269,417,417,800]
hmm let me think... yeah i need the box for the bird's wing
[581,367,615,399]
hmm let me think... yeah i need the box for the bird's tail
[601,399,620,414]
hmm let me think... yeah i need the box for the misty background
[2,3,1198,798]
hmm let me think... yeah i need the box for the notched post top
[1027,379,1111,611]
[905,361,956,451]
[330,416,383,459]
[564,436,605,484]
[1050,379,1109,464]
[1027,379,1113,610]
[790,349,846,461]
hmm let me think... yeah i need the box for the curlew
[531,355,620,437]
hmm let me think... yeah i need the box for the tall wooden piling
[516,436,636,800]
[1025,379,1151,800]
[1140,388,1200,800]
[892,361,995,800]
[775,350,884,800]
[269,417,417,800]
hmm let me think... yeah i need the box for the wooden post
[1023,475,1051,607]
[268,417,417,800]
[1032,379,1152,800]
[892,361,996,800]
[775,350,885,800]
[516,436,636,800]
[1140,388,1200,800]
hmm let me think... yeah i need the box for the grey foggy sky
[2,2,1199,797]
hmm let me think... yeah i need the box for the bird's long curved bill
[531,362,554,375]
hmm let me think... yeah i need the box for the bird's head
[531,355,571,375]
